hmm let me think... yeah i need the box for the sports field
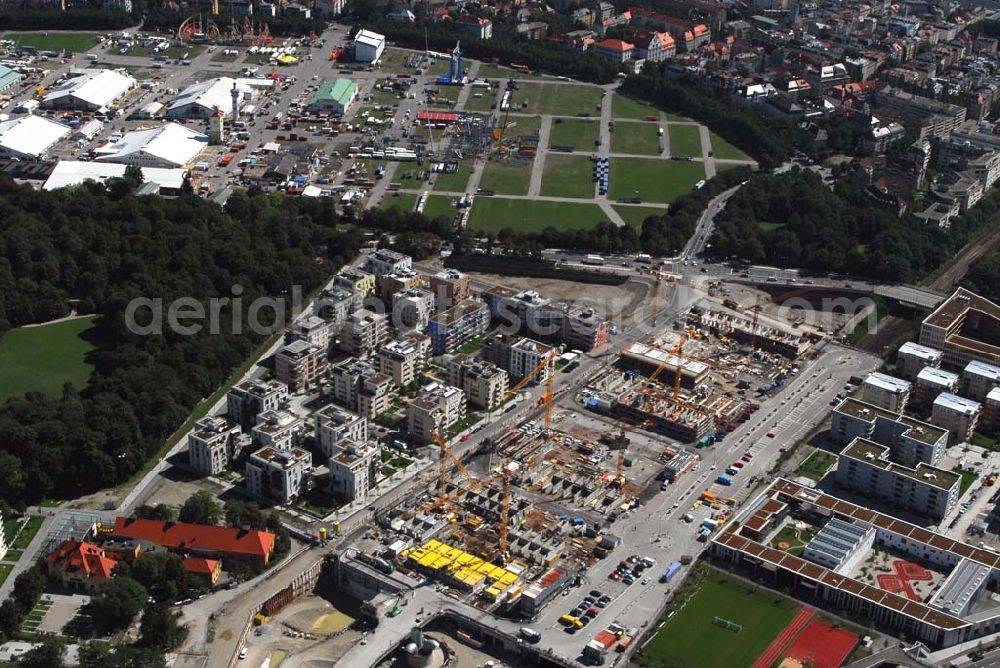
[432,163,472,192]
[0,316,97,401]
[668,125,704,158]
[612,94,659,121]
[467,199,607,233]
[612,205,665,229]
[611,121,662,155]
[540,154,595,199]
[711,133,751,161]
[507,82,604,116]
[608,157,704,203]
[2,32,100,52]
[549,118,600,151]
[479,161,532,195]
[639,569,800,668]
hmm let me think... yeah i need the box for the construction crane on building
[500,350,557,436]
[497,461,514,565]
[431,428,476,509]
[644,334,687,388]
[612,419,652,487]
[749,296,763,351]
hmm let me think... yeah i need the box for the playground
[852,550,945,603]
[769,521,819,557]
[875,560,933,602]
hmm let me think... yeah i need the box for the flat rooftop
[841,438,960,490]
[865,372,911,393]
[835,397,897,421]
[924,288,1000,330]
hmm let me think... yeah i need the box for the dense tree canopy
[0,179,363,508]
[710,169,993,282]
[962,257,1000,302]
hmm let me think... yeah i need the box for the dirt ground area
[467,272,651,325]
[139,468,230,510]
[245,595,363,668]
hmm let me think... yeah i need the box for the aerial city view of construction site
[2,3,1000,668]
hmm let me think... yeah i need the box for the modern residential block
[364,248,411,279]
[931,393,982,443]
[315,404,368,458]
[831,397,948,466]
[861,372,912,412]
[963,360,1000,402]
[391,287,436,332]
[339,309,389,356]
[897,341,943,380]
[330,357,395,419]
[920,288,1000,369]
[328,441,381,501]
[429,269,470,310]
[188,416,243,476]
[428,298,490,354]
[406,382,467,443]
[227,379,289,429]
[287,315,336,351]
[446,354,510,410]
[245,446,311,504]
[250,409,303,451]
[275,339,325,392]
[377,333,431,388]
[914,367,961,408]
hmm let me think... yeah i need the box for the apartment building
[227,379,289,428]
[364,249,411,279]
[339,309,389,356]
[836,438,960,520]
[391,287,436,331]
[983,387,1000,435]
[429,269,470,310]
[428,298,490,354]
[932,393,982,443]
[914,367,961,408]
[963,360,1000,402]
[831,397,949,467]
[406,382,467,443]
[316,286,355,326]
[287,315,336,351]
[861,372,912,412]
[328,441,381,501]
[483,334,554,383]
[275,339,325,393]
[483,287,607,352]
[335,266,376,303]
[897,341,943,380]
[594,38,634,63]
[188,416,243,476]
[874,86,967,140]
[379,269,423,303]
[633,31,675,62]
[315,404,368,458]
[377,333,431,388]
[251,409,302,451]
[562,306,610,352]
[445,354,510,410]
[330,357,394,419]
[920,288,1000,368]
[246,446,311,504]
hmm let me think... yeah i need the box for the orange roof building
[183,557,223,585]
[47,539,118,591]
[113,517,276,567]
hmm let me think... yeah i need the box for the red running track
[785,619,859,668]
[752,607,815,668]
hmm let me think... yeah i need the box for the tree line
[709,168,995,283]
[0,178,362,510]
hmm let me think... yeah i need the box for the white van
[519,627,541,643]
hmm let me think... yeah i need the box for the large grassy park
[467,199,608,233]
[609,158,705,203]
[2,31,101,52]
[0,316,97,402]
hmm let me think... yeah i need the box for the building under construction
[612,391,715,442]
[688,308,813,359]
[618,341,711,388]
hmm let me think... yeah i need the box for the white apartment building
[364,248,411,279]
[862,372,912,412]
[831,397,949,466]
[328,441,381,501]
[391,287,436,331]
[339,309,388,356]
[963,360,1000,402]
[836,438,961,520]
[330,357,395,419]
[246,446,312,504]
[315,404,368,458]
[274,339,325,392]
[227,379,289,428]
[251,409,302,451]
[377,334,431,388]
[406,382,467,443]
[446,355,509,410]
[287,315,336,351]
[188,415,242,476]
[897,341,943,380]
[932,393,982,442]
[915,367,961,407]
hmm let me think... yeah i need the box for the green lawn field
[11,516,43,550]
[3,31,100,52]
[609,158,704,203]
[549,118,600,151]
[669,125,704,158]
[467,199,608,233]
[612,205,665,229]
[639,568,800,667]
[711,133,752,161]
[540,154,595,199]
[0,316,97,402]
[507,82,604,116]
[383,193,457,220]
[432,163,472,192]
[463,89,496,112]
[503,115,542,137]
[796,449,837,481]
[479,161,532,195]
[475,63,545,80]
[611,121,662,155]
[612,94,659,121]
